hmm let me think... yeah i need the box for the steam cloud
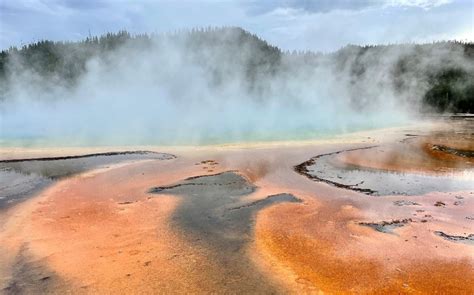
[0,28,472,146]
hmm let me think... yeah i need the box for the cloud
[253,0,471,51]
[245,0,380,15]
[387,0,454,9]
[0,0,471,52]
[246,0,454,15]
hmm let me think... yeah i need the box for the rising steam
[0,28,472,146]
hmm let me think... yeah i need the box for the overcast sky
[0,0,472,52]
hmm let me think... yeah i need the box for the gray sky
[0,0,472,52]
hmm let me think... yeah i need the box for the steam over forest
[1,27,473,113]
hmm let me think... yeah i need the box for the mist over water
[0,28,471,146]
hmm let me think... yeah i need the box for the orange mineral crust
[255,199,474,294]
[1,124,473,294]
[0,157,243,293]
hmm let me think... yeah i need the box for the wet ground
[0,151,175,209]
[296,118,474,196]
[0,118,473,294]
[150,171,301,292]
[297,144,474,196]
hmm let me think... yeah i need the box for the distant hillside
[1,27,473,113]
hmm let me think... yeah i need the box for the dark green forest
[1,27,473,113]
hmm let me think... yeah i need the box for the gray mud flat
[393,200,420,206]
[434,231,474,245]
[149,171,301,293]
[1,244,63,294]
[359,219,412,234]
[295,146,474,196]
[430,144,474,158]
[0,151,175,209]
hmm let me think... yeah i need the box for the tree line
[0,27,472,113]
